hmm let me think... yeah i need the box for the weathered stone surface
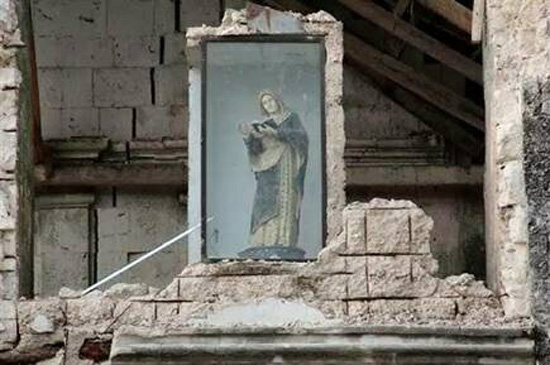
[113,301,155,327]
[347,270,368,299]
[316,275,348,300]
[18,298,65,335]
[366,209,410,254]
[0,89,17,131]
[456,298,504,323]
[414,298,456,320]
[0,131,16,172]
[368,300,416,322]
[67,293,115,327]
[155,302,179,324]
[343,207,366,254]
[367,198,417,209]
[367,256,411,298]
[0,300,16,350]
[104,283,150,300]
[444,274,494,298]
[410,208,432,253]
[0,182,16,230]
[347,300,369,320]
[410,256,439,298]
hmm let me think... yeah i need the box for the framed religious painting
[186,8,345,263]
[200,36,326,260]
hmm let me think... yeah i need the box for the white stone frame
[186,7,345,263]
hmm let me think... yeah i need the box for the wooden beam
[415,0,472,34]
[337,0,482,84]
[35,163,187,187]
[471,0,485,44]
[345,33,484,131]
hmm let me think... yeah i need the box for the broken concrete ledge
[111,326,534,364]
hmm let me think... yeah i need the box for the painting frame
[200,35,327,261]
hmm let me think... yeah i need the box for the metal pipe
[81,218,212,295]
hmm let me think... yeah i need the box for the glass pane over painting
[204,40,324,260]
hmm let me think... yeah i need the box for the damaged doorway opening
[25,0,486,298]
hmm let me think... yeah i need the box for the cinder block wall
[33,0,220,141]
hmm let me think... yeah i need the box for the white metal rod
[82,218,211,295]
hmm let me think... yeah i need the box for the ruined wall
[483,0,550,318]
[32,0,221,141]
[0,200,526,364]
[0,0,35,300]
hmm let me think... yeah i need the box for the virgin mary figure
[238,90,309,253]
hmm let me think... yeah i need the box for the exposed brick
[32,0,107,38]
[155,65,187,106]
[99,108,133,141]
[180,0,220,29]
[60,108,100,137]
[114,36,159,67]
[36,37,113,67]
[154,0,176,35]
[107,0,155,36]
[94,68,151,107]
[136,104,187,139]
[163,33,186,64]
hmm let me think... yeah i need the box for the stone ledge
[111,326,534,364]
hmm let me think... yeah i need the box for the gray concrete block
[114,36,159,67]
[136,104,187,139]
[62,68,93,108]
[32,0,107,38]
[34,205,92,296]
[163,33,186,64]
[99,108,133,141]
[96,190,186,288]
[180,0,220,29]
[38,68,62,108]
[40,107,62,140]
[35,36,114,67]
[154,0,176,34]
[107,0,155,36]
[155,65,187,105]
[60,108,100,137]
[94,68,151,107]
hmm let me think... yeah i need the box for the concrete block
[343,208,366,254]
[60,108,100,137]
[99,108,133,141]
[96,191,186,288]
[36,37,114,67]
[366,209,410,254]
[0,90,18,131]
[32,0,107,38]
[94,68,151,107]
[367,256,412,298]
[155,65,187,106]
[0,182,16,230]
[40,108,62,140]
[0,131,16,172]
[107,0,155,36]
[62,68,93,108]
[38,68,62,108]
[180,0,220,29]
[34,206,92,296]
[114,36,159,67]
[154,0,176,34]
[163,33,186,64]
[136,104,187,139]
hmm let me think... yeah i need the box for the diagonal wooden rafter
[337,0,482,84]
[345,33,484,131]
[262,0,485,137]
[415,0,472,34]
